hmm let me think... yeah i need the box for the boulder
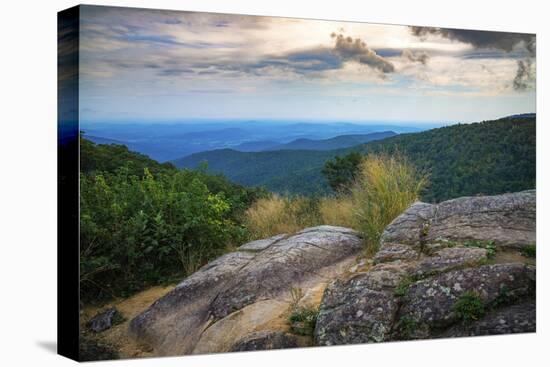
[86,308,123,333]
[230,331,300,352]
[315,191,536,346]
[315,276,398,346]
[397,264,535,338]
[380,202,435,245]
[129,226,363,356]
[441,301,536,337]
[314,260,416,346]
[381,190,536,248]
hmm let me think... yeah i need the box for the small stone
[86,308,123,333]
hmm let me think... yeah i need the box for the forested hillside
[173,148,341,195]
[174,115,535,202]
[360,116,535,202]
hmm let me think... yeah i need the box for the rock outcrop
[129,226,362,355]
[381,190,536,248]
[314,190,536,346]
[129,191,536,356]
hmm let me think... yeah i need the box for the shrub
[244,195,322,240]
[397,316,418,339]
[520,244,536,258]
[463,240,496,258]
[394,277,414,297]
[80,167,247,303]
[351,153,428,254]
[288,305,319,336]
[452,291,485,323]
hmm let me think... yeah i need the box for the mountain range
[82,121,423,161]
[174,115,535,201]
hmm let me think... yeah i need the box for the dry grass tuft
[244,153,427,256]
[318,196,357,229]
[244,195,321,239]
[352,153,428,254]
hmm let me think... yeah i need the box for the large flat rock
[129,226,363,355]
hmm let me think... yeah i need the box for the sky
[77,5,536,124]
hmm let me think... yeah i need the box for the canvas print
[58,5,536,362]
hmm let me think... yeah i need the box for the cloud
[513,59,535,91]
[410,26,536,91]
[158,68,195,76]
[330,33,395,73]
[410,27,535,54]
[208,33,396,78]
[401,49,430,65]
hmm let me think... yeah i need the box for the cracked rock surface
[129,226,362,355]
[381,190,536,248]
[128,191,536,355]
[315,191,536,346]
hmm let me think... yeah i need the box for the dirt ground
[80,284,175,359]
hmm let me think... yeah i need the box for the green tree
[321,151,362,192]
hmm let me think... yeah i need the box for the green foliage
[463,240,496,259]
[111,310,126,327]
[80,137,176,177]
[397,316,418,339]
[362,116,536,202]
[321,151,363,192]
[394,277,414,297]
[173,148,341,196]
[352,154,428,254]
[288,305,319,336]
[520,244,536,258]
[176,116,535,201]
[79,138,264,303]
[452,291,485,323]
[492,285,516,309]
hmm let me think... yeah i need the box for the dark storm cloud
[330,33,395,73]
[410,27,535,54]
[410,26,536,91]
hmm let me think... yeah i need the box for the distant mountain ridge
[81,121,423,161]
[232,131,397,152]
[233,140,280,152]
[173,115,535,201]
[265,131,397,151]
